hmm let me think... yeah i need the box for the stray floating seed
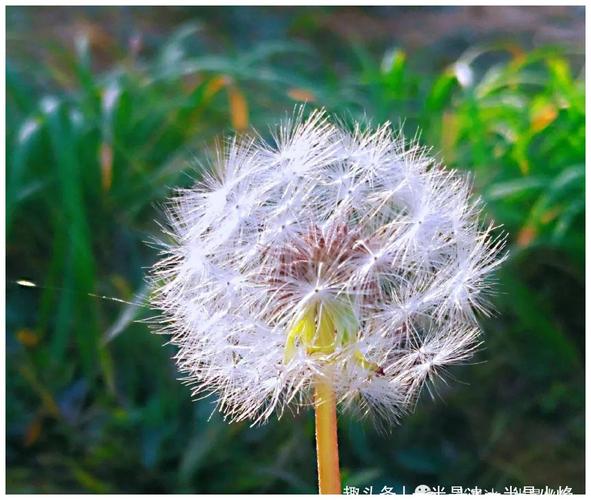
[17,280,37,288]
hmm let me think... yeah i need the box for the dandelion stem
[314,377,341,494]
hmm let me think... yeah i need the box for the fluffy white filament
[150,108,505,425]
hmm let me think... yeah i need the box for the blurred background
[6,6,585,494]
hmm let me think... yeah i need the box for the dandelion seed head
[150,108,506,425]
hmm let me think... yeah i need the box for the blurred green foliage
[7,7,584,493]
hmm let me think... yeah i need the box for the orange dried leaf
[506,43,526,65]
[16,328,39,347]
[24,416,42,447]
[204,75,230,100]
[100,143,113,192]
[531,103,558,133]
[517,225,536,247]
[287,88,316,102]
[228,86,249,132]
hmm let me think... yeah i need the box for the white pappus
[150,108,506,426]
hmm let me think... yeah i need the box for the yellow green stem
[314,377,341,494]
[283,300,379,494]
